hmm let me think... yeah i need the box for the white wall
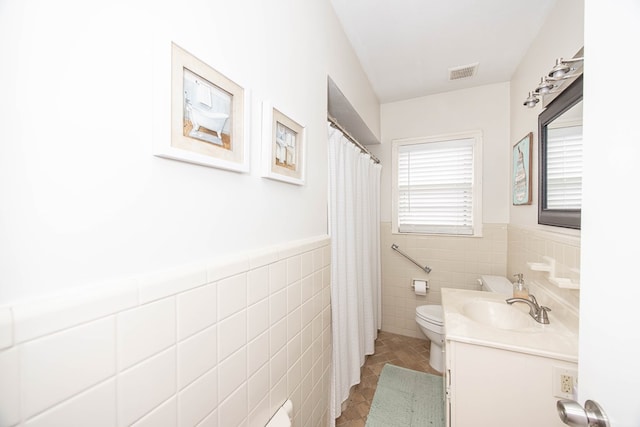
[0,0,379,306]
[509,0,585,232]
[374,82,511,225]
[325,16,381,142]
[506,0,584,317]
[372,83,511,337]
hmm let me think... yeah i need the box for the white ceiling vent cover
[448,63,479,80]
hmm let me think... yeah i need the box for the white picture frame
[154,42,250,173]
[261,102,306,185]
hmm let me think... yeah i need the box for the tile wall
[507,225,580,328]
[0,236,332,427]
[380,222,508,338]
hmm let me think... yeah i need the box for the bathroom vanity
[441,288,578,427]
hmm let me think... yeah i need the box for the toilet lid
[416,305,443,325]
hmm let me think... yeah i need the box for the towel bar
[391,244,432,274]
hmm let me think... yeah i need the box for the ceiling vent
[448,63,479,80]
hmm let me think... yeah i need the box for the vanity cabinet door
[444,365,451,426]
[447,341,576,427]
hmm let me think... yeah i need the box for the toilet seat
[416,305,443,326]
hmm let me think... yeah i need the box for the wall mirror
[538,74,583,229]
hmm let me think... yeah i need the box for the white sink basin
[442,289,578,362]
[461,300,533,330]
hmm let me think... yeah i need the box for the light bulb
[523,92,539,108]
[548,58,570,79]
[534,77,554,95]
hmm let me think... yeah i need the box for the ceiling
[330,0,558,103]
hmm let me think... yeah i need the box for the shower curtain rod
[328,116,381,164]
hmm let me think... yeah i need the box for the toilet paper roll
[266,399,293,427]
[413,280,427,296]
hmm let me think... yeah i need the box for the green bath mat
[366,364,445,427]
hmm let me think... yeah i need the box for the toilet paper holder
[412,279,429,291]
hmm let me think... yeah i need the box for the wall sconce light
[523,92,540,108]
[548,57,584,79]
[523,53,583,108]
[534,77,556,95]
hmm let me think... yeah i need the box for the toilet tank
[479,275,512,295]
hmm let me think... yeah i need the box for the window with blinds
[393,132,482,236]
[546,125,583,210]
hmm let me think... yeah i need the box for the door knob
[557,399,610,427]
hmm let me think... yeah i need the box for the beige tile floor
[335,331,442,427]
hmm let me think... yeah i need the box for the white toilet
[415,275,512,372]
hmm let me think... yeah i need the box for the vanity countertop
[442,288,578,362]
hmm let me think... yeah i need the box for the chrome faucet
[506,294,551,324]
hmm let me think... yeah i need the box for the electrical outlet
[553,367,578,399]
[560,374,573,394]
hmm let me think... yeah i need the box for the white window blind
[546,125,583,210]
[397,138,475,235]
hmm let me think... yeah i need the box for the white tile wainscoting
[507,224,580,329]
[379,223,580,338]
[0,235,332,427]
[380,222,508,338]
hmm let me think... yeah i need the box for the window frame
[391,131,483,237]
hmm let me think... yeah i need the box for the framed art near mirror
[513,132,533,205]
[538,74,583,229]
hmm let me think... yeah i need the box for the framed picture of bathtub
[512,132,532,205]
[261,102,306,185]
[156,43,250,173]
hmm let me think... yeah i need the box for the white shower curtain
[328,124,382,424]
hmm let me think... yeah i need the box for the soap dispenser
[512,273,529,299]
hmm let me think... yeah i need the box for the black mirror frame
[538,74,583,229]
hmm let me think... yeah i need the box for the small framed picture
[512,132,533,205]
[154,43,250,173]
[261,102,306,185]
